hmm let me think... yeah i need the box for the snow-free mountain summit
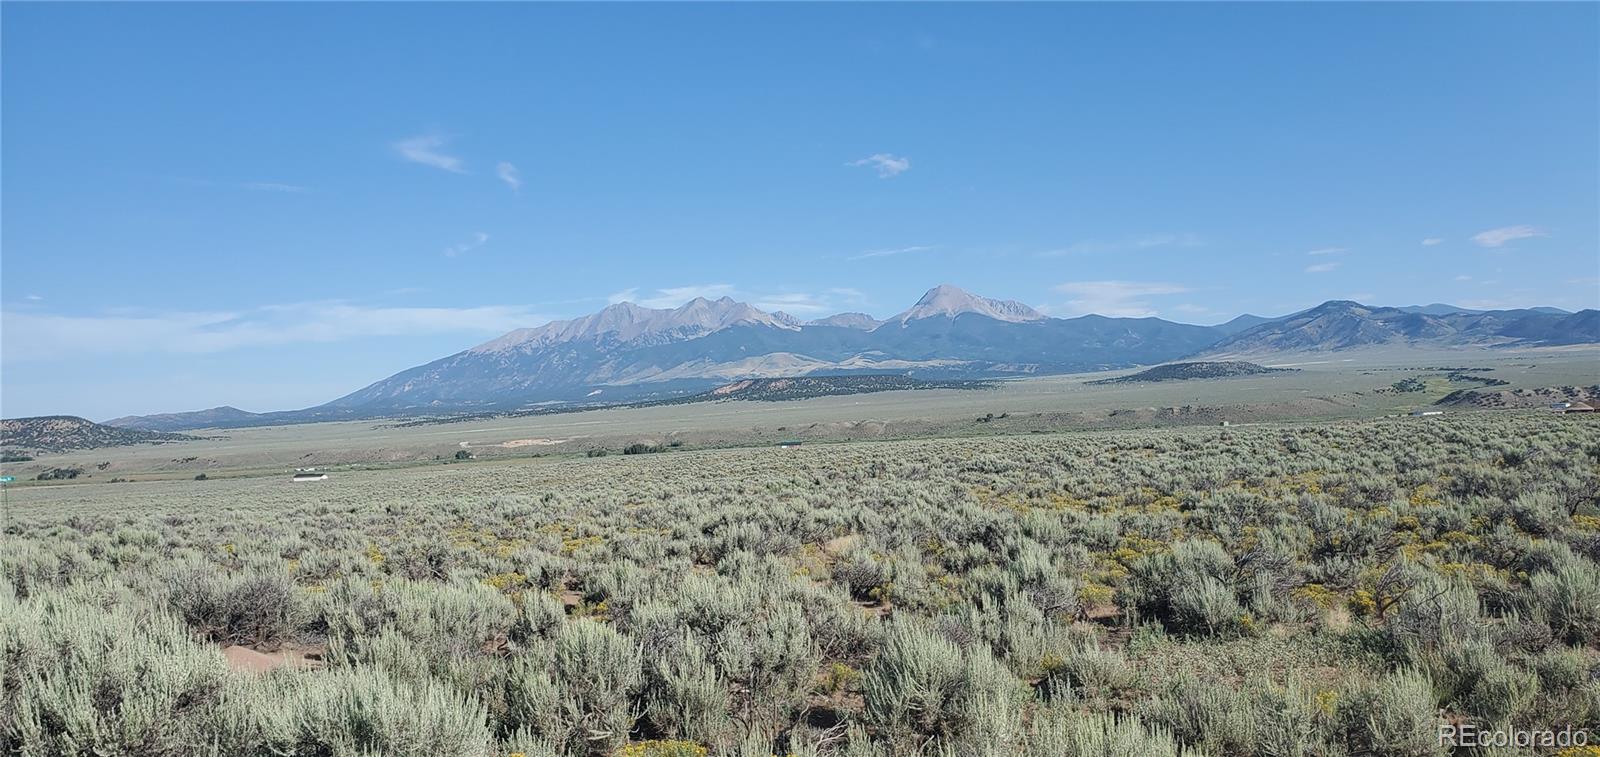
[322,285,1220,412]
[101,286,1598,430]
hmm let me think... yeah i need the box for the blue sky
[3,3,1596,419]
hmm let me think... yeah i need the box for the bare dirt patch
[222,644,324,674]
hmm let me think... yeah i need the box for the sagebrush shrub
[863,621,1026,752]
[5,412,1597,755]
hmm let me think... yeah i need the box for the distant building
[1552,401,1595,413]
[777,440,803,449]
[1411,410,1444,417]
[291,472,328,482]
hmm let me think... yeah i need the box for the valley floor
[3,409,1598,755]
[6,346,1596,483]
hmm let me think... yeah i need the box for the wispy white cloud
[1471,225,1545,248]
[607,284,866,316]
[175,178,312,193]
[1038,233,1202,257]
[1305,247,1346,256]
[394,134,465,173]
[1045,280,1191,317]
[1,302,549,362]
[1454,274,1472,282]
[444,232,489,258]
[24,294,44,301]
[1305,262,1341,273]
[850,245,933,260]
[847,153,911,178]
[755,288,870,316]
[496,162,522,192]
[240,181,309,193]
[1421,238,1445,246]
[1456,296,1555,311]
[752,293,836,315]
[609,284,738,309]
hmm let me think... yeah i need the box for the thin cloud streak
[1305,262,1341,273]
[240,181,309,193]
[607,284,865,315]
[1038,233,1202,257]
[444,232,490,257]
[1,302,551,362]
[608,284,737,309]
[752,293,838,315]
[496,162,522,191]
[847,153,911,178]
[850,245,933,260]
[1045,280,1192,317]
[394,134,466,173]
[1471,225,1545,248]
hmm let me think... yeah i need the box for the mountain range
[99,286,1598,431]
[1206,300,1597,355]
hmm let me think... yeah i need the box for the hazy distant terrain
[0,415,195,453]
[1085,360,1293,385]
[89,293,1600,433]
[104,405,267,432]
[3,348,1591,482]
[671,375,992,403]
[1204,300,1597,356]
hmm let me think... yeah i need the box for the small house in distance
[777,440,803,449]
[1551,401,1595,414]
[291,471,328,482]
[1410,410,1444,417]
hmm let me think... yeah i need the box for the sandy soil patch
[222,645,324,674]
[498,438,569,448]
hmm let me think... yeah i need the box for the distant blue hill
[1395,303,1571,316]
[100,287,1600,430]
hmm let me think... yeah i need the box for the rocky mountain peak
[890,284,1045,325]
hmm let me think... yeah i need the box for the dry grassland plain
[3,350,1598,756]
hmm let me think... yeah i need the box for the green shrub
[506,619,642,753]
[2,591,230,755]
[862,621,1026,752]
[1027,708,1201,756]
[1149,675,1257,755]
[166,566,303,648]
[1525,561,1600,645]
[1348,668,1444,757]
[7,411,1598,755]
[221,666,491,756]
[643,631,730,746]
[1127,540,1249,636]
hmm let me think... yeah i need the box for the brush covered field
[4,412,1600,756]
[10,349,1596,482]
